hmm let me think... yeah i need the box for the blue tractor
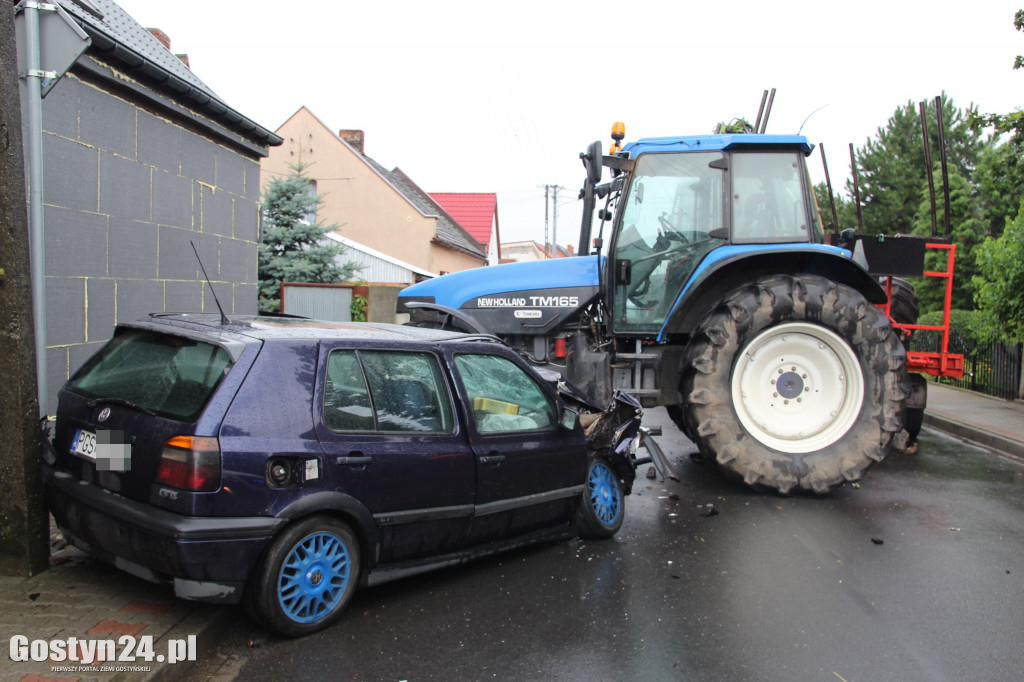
[398,126,910,494]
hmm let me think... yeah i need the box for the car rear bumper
[43,462,286,604]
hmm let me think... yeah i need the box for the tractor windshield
[612,152,726,334]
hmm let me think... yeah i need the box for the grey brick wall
[36,72,265,413]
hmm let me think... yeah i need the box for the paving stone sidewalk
[0,526,230,682]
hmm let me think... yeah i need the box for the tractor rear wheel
[679,274,909,494]
[885,277,924,444]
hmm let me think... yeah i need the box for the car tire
[680,274,909,494]
[248,515,360,637]
[574,456,625,538]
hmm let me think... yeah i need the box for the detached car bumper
[43,462,286,604]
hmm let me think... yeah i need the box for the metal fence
[909,327,1023,399]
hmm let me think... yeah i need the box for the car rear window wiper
[86,397,157,416]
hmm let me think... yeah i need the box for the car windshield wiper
[86,397,157,416]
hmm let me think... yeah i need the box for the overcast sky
[114,0,1023,249]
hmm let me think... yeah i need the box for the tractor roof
[623,134,813,156]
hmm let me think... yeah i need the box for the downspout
[22,1,46,416]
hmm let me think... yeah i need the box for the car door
[315,345,476,564]
[446,346,589,542]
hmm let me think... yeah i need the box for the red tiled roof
[430,193,498,251]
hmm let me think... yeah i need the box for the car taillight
[155,435,221,492]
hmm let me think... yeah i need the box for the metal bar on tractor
[919,101,938,238]
[934,96,952,239]
[819,143,840,231]
[849,144,864,232]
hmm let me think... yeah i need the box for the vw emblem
[97,407,111,422]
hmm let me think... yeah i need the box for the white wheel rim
[731,322,864,453]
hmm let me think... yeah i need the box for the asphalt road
[200,409,1024,682]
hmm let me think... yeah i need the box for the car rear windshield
[65,328,233,422]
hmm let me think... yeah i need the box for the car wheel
[574,456,625,539]
[249,516,360,637]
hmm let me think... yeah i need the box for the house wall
[429,246,485,275]
[29,60,263,412]
[263,110,434,271]
[263,109,483,276]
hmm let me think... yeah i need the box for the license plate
[71,429,97,460]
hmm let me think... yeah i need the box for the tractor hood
[398,256,602,336]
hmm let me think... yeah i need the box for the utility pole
[542,185,550,256]
[539,184,565,258]
[1,0,48,576]
[551,185,564,257]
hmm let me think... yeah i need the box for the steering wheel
[625,236,718,309]
[657,213,690,244]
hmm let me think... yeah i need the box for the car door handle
[337,454,372,466]
[479,453,505,465]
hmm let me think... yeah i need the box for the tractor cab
[599,133,825,335]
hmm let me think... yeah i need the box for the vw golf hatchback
[44,315,642,636]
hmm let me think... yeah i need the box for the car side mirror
[559,407,579,431]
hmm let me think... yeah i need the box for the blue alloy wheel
[588,461,623,526]
[250,516,361,637]
[574,457,625,538]
[278,531,352,624]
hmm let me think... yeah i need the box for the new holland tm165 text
[398,98,958,494]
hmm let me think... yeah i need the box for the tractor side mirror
[583,141,603,185]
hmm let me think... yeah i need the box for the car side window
[324,350,454,433]
[453,354,556,433]
[324,351,375,431]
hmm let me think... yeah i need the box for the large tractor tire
[885,277,924,444]
[679,274,910,494]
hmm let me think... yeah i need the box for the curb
[924,412,1024,463]
[143,604,233,682]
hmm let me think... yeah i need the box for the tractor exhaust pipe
[753,90,769,133]
[758,88,776,134]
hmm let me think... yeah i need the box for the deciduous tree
[972,203,1024,343]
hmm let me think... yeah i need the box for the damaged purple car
[43,314,655,637]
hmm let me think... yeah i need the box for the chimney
[567,244,574,256]
[339,129,365,154]
[148,28,171,50]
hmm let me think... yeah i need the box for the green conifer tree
[258,163,360,312]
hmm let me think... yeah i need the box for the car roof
[127,314,484,345]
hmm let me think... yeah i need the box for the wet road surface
[202,409,1024,681]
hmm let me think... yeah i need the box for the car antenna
[190,240,230,325]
